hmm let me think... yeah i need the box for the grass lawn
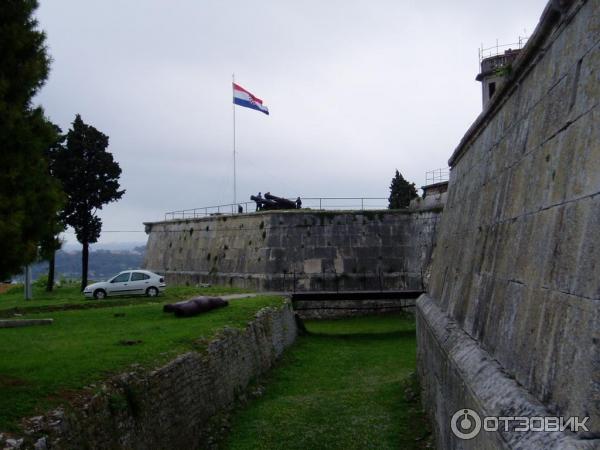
[0,293,283,432]
[224,314,431,450]
[0,284,252,317]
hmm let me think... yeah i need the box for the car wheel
[93,289,107,300]
[146,287,159,297]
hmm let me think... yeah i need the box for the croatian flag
[233,82,269,115]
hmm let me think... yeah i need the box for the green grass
[224,314,431,450]
[0,294,283,431]
[0,284,252,317]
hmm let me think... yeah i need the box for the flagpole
[232,73,237,207]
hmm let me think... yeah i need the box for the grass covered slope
[226,314,431,450]
[0,292,283,431]
[0,284,251,316]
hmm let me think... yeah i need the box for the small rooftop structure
[477,39,527,108]
[409,169,450,211]
[421,181,448,199]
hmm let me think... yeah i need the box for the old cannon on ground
[163,296,228,317]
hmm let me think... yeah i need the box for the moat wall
[417,0,600,448]
[143,208,442,292]
[293,298,415,319]
[15,302,297,450]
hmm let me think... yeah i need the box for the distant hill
[17,246,147,282]
[61,241,147,252]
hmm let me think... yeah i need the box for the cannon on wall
[251,192,300,210]
[264,193,297,209]
[250,195,278,210]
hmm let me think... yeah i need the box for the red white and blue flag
[232,82,269,115]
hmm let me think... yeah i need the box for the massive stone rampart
[143,209,441,291]
[417,0,599,448]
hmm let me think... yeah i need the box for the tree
[39,219,64,291]
[0,0,63,279]
[52,115,125,290]
[388,169,418,209]
[38,127,68,292]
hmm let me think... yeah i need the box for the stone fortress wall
[143,208,442,292]
[417,0,600,448]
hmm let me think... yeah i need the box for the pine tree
[388,169,418,209]
[41,128,67,291]
[52,115,125,291]
[39,220,64,291]
[0,0,63,279]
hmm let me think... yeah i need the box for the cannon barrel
[250,195,280,210]
[264,193,296,209]
[164,297,228,317]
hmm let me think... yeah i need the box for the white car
[83,270,166,299]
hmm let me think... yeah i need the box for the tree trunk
[81,241,89,291]
[46,251,55,292]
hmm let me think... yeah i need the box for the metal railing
[425,168,450,185]
[479,37,528,62]
[165,202,254,220]
[301,197,388,211]
[164,197,390,221]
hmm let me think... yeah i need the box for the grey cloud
[35,0,548,246]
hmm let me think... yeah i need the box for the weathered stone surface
[13,302,297,449]
[143,209,442,291]
[417,295,597,450]
[4,438,24,449]
[418,0,600,448]
[294,299,414,319]
[32,437,46,450]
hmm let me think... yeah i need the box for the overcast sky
[34,0,548,248]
